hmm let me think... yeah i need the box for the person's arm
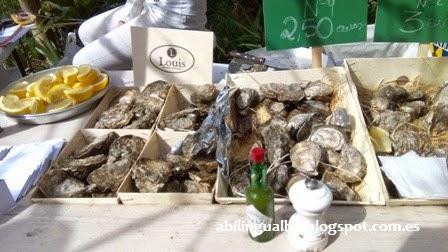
[119,0,145,23]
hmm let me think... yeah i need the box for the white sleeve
[120,0,145,22]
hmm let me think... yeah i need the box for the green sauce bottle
[245,147,275,242]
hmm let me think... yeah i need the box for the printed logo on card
[149,45,195,73]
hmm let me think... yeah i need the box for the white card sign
[131,27,214,85]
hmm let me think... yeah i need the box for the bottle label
[246,205,273,238]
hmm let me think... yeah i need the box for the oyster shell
[86,159,133,192]
[286,113,314,141]
[373,110,411,133]
[309,126,347,151]
[132,159,172,193]
[108,135,146,163]
[95,103,134,129]
[229,164,249,196]
[260,119,292,163]
[190,84,218,104]
[188,169,217,185]
[39,170,90,198]
[56,155,108,180]
[377,85,408,100]
[269,101,287,118]
[260,83,305,102]
[322,171,360,201]
[74,132,119,159]
[433,83,448,107]
[407,90,425,101]
[333,145,367,183]
[160,108,199,131]
[290,141,321,176]
[304,81,334,100]
[135,81,170,104]
[425,105,448,135]
[391,124,431,155]
[370,96,392,111]
[161,178,185,192]
[236,88,259,115]
[268,164,289,194]
[326,108,353,133]
[184,180,211,193]
[298,100,331,120]
[398,101,425,119]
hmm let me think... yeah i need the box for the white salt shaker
[287,178,333,252]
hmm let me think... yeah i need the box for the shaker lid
[288,178,333,213]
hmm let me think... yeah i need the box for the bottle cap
[250,147,265,164]
[288,178,333,213]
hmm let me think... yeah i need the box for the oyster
[184,180,211,193]
[135,81,170,104]
[229,164,249,196]
[391,124,431,155]
[333,145,367,183]
[95,103,134,129]
[377,85,408,100]
[398,101,425,119]
[290,141,321,176]
[268,164,289,194]
[322,171,360,201]
[86,159,133,192]
[160,108,199,131]
[269,101,287,118]
[298,100,331,120]
[425,105,448,135]
[304,81,334,100]
[286,113,314,141]
[236,88,259,114]
[108,135,146,163]
[190,84,218,104]
[260,119,292,163]
[309,126,347,151]
[433,83,448,107]
[407,90,425,101]
[55,155,107,180]
[326,108,353,133]
[181,133,200,158]
[132,159,172,193]
[370,96,392,111]
[117,89,138,104]
[161,178,185,192]
[260,83,305,102]
[74,132,119,159]
[373,110,411,133]
[39,170,90,198]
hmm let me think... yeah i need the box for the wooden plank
[312,47,323,68]
[1,199,448,251]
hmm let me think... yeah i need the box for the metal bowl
[0,66,110,125]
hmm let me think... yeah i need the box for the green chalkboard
[263,0,368,50]
[375,0,448,43]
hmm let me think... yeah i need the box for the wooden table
[1,71,448,251]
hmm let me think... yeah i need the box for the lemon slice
[34,77,56,102]
[26,81,39,97]
[92,73,109,92]
[61,66,79,85]
[47,99,73,112]
[29,98,47,114]
[77,65,92,80]
[369,126,393,153]
[47,84,70,104]
[54,70,64,83]
[7,81,29,98]
[64,85,94,104]
[0,95,33,115]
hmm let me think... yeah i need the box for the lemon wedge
[34,76,56,102]
[7,81,29,98]
[26,81,39,97]
[64,85,94,104]
[47,99,73,112]
[61,66,79,85]
[0,95,33,115]
[47,84,70,104]
[92,73,109,92]
[29,98,47,114]
[369,126,393,153]
[77,65,92,80]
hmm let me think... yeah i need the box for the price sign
[263,0,368,50]
[375,0,448,42]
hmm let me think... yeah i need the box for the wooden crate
[215,67,387,205]
[118,130,214,205]
[31,129,152,204]
[345,57,448,206]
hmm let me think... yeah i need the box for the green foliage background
[0,0,378,72]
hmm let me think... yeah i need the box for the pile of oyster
[131,134,218,193]
[227,81,366,201]
[159,84,219,131]
[95,81,171,129]
[366,78,448,157]
[38,132,145,198]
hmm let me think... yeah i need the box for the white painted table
[1,71,448,251]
